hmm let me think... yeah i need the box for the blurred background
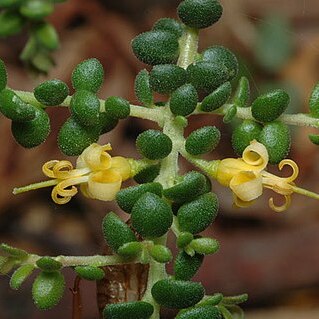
[1,0,319,318]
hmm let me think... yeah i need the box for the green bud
[258,121,291,164]
[116,182,163,213]
[231,120,263,156]
[233,76,250,108]
[149,64,186,94]
[34,79,69,106]
[0,11,25,37]
[309,134,319,145]
[150,245,172,263]
[36,257,62,272]
[176,306,222,319]
[12,107,50,148]
[103,301,154,319]
[74,266,105,281]
[0,0,24,8]
[309,82,319,118]
[170,83,198,116]
[163,171,207,203]
[174,251,203,280]
[177,232,194,249]
[117,242,143,259]
[34,22,59,51]
[252,89,290,123]
[0,59,7,91]
[71,58,104,93]
[99,112,118,134]
[202,46,238,79]
[185,126,221,155]
[134,164,161,184]
[32,271,65,310]
[178,0,223,29]
[131,30,179,65]
[105,96,130,120]
[134,69,153,107]
[200,82,231,112]
[153,18,184,38]
[58,117,100,156]
[190,237,220,255]
[0,243,28,258]
[131,192,173,238]
[10,264,35,290]
[187,61,228,93]
[0,89,36,122]
[223,104,237,123]
[70,90,100,126]
[20,0,54,20]
[178,193,219,234]
[174,115,189,128]
[151,278,205,309]
[102,212,137,253]
[136,129,172,160]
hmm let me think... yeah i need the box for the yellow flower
[14,143,132,204]
[215,140,319,212]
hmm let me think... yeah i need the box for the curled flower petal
[278,159,299,182]
[87,169,122,201]
[230,171,263,202]
[51,176,89,204]
[242,140,268,171]
[42,160,59,178]
[77,143,112,171]
[269,195,291,213]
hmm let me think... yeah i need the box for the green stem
[141,26,200,319]
[22,254,138,268]
[13,90,164,125]
[194,103,319,129]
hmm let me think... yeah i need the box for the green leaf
[151,278,205,309]
[102,212,137,253]
[74,266,105,281]
[189,237,220,255]
[10,264,35,290]
[177,0,223,29]
[32,271,65,310]
[71,58,104,93]
[0,243,28,258]
[131,192,173,238]
[254,14,293,72]
[103,301,154,319]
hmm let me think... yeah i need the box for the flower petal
[242,140,268,171]
[111,156,132,180]
[230,171,263,202]
[87,169,122,201]
[269,195,291,213]
[278,159,299,183]
[77,143,112,171]
[43,160,90,179]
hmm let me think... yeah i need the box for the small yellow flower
[14,143,132,204]
[215,140,319,212]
